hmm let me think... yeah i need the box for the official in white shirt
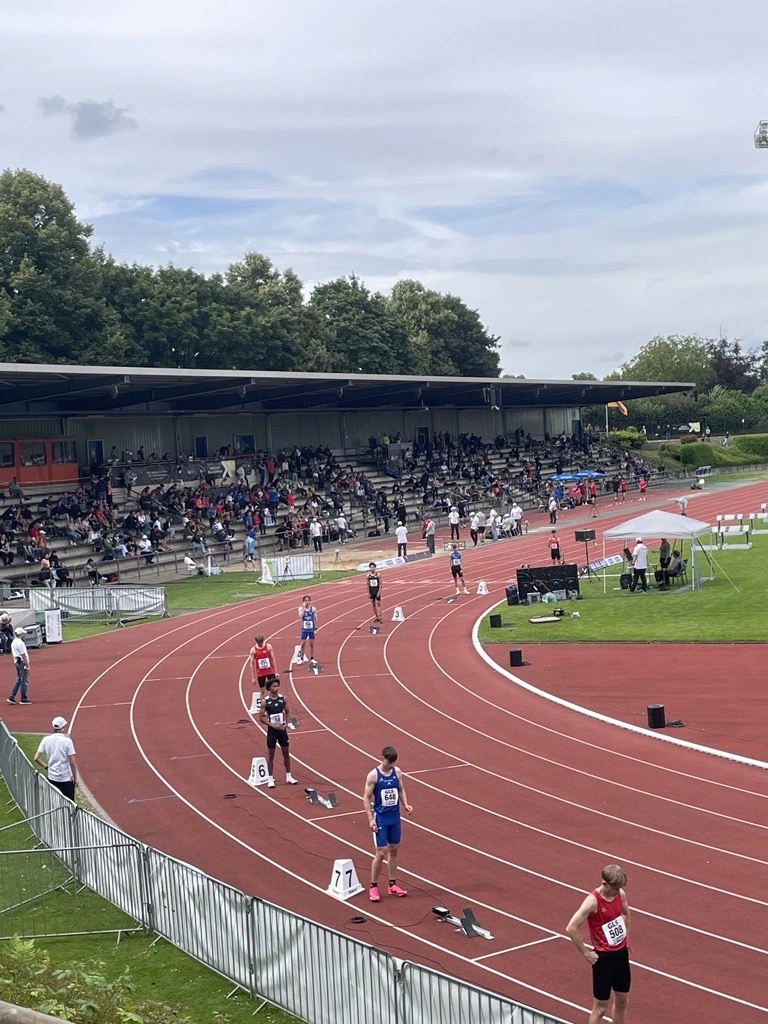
[630,538,649,593]
[35,717,77,801]
[395,523,408,558]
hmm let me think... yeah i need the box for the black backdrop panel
[515,564,579,599]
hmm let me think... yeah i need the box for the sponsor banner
[356,557,406,572]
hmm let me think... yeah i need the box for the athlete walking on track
[363,745,412,902]
[259,678,297,788]
[449,543,470,595]
[367,562,383,622]
[249,633,277,711]
[297,594,318,666]
[566,864,631,1024]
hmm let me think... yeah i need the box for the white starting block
[308,660,323,674]
[288,717,298,730]
[327,858,364,901]
[305,787,339,809]
[432,905,494,939]
[370,624,381,633]
[476,580,489,595]
[247,756,270,787]
[392,606,406,622]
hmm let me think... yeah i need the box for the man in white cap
[629,537,648,593]
[7,626,32,704]
[35,717,77,800]
[448,505,461,540]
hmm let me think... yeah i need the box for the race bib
[269,712,285,726]
[257,657,271,669]
[601,915,626,947]
[380,787,399,807]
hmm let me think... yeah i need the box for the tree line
[576,334,768,435]
[0,169,501,377]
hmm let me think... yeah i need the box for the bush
[0,936,227,1024]
[608,427,645,449]
[676,442,750,467]
[730,434,768,462]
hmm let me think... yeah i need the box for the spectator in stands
[0,613,13,653]
[138,535,155,565]
[84,558,102,586]
[0,533,14,566]
[8,477,24,500]
[56,562,73,588]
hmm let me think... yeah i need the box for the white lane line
[312,809,366,820]
[473,935,563,962]
[170,753,213,760]
[409,763,469,775]
[79,702,133,708]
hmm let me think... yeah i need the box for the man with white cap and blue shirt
[7,626,32,704]
[35,717,77,801]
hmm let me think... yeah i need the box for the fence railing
[0,722,573,1024]
[5,584,168,624]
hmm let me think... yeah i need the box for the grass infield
[1,734,301,1024]
[477,529,768,643]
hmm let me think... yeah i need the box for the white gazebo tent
[603,509,714,589]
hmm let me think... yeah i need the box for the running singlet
[372,767,400,818]
[264,693,286,728]
[449,550,462,569]
[549,538,560,551]
[251,643,274,678]
[368,573,381,595]
[300,606,316,630]
[587,890,627,952]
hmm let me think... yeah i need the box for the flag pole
[604,404,609,437]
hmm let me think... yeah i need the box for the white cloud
[2,0,768,375]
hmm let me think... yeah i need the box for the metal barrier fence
[9,585,168,624]
[0,723,572,1024]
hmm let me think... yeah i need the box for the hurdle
[716,514,752,550]
[748,511,768,535]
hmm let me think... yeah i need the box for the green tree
[618,335,715,390]
[0,168,110,362]
[707,338,760,392]
[387,279,500,377]
[309,275,411,374]
[571,371,598,380]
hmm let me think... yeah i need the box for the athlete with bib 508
[566,864,631,1024]
[363,745,412,902]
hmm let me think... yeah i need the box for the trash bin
[505,585,519,606]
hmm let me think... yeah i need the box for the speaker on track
[510,649,523,668]
[574,529,596,543]
[647,704,666,729]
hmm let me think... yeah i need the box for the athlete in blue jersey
[449,543,470,595]
[363,745,413,902]
[297,594,318,665]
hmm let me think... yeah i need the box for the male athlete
[367,562,383,623]
[297,594,318,666]
[449,543,470,595]
[259,677,297,788]
[566,864,631,1024]
[249,633,277,711]
[549,530,562,565]
[363,745,413,902]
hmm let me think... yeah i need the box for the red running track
[5,478,768,1023]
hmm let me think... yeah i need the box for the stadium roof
[0,363,693,416]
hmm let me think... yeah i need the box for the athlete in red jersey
[566,864,631,1024]
[249,633,277,712]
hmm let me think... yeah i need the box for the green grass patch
[478,533,768,643]
[0,737,301,1024]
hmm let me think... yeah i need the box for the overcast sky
[3,0,768,377]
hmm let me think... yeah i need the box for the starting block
[445,595,458,604]
[392,606,406,622]
[370,625,381,634]
[288,717,298,730]
[305,787,339,809]
[308,661,323,674]
[247,756,269,787]
[432,905,493,939]
[476,580,489,595]
[327,858,364,900]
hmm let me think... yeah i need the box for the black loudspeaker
[489,613,502,628]
[647,704,666,729]
[574,529,596,543]
[620,573,632,590]
[516,564,579,601]
[510,649,523,667]
[505,585,519,606]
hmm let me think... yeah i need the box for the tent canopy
[603,509,711,539]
